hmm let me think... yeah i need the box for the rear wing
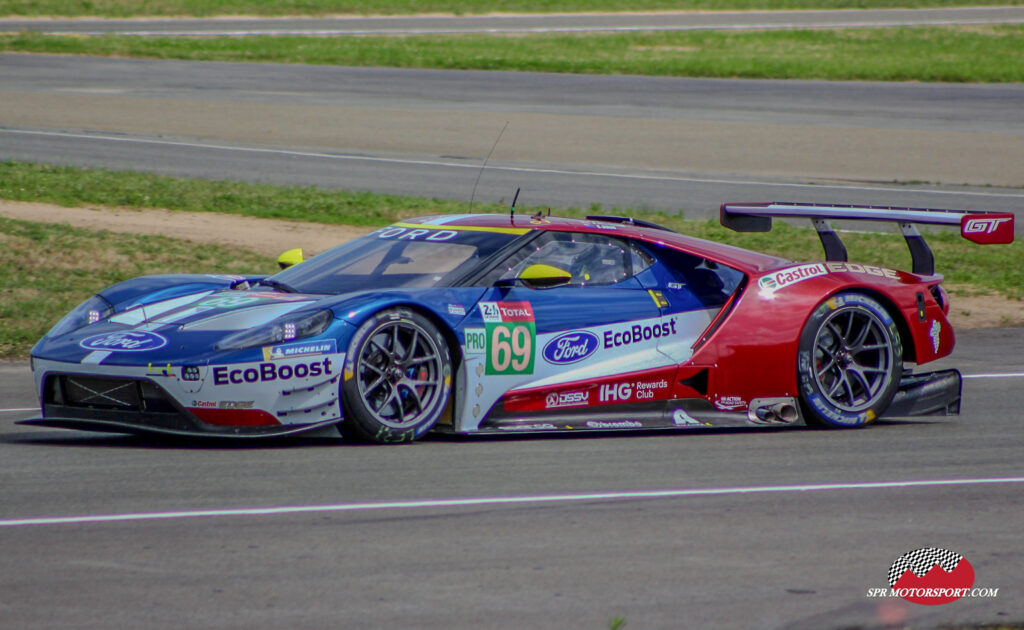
[721,202,1015,276]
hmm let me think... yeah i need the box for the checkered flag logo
[888,548,963,587]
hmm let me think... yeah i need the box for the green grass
[0,161,512,227]
[3,161,1022,357]
[3,25,1023,82]
[0,216,274,358]
[1,0,1021,18]
[2,160,1022,320]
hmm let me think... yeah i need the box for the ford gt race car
[22,203,1015,443]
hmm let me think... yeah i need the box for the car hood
[33,289,342,366]
[105,289,320,331]
[33,285,485,367]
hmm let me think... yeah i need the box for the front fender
[331,288,488,339]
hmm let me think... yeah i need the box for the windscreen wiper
[256,278,298,293]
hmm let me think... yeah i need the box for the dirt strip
[2,200,1020,329]
[1,200,371,257]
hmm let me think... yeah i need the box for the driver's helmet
[567,242,627,284]
[523,238,626,285]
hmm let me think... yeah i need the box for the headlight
[46,295,114,338]
[216,309,334,351]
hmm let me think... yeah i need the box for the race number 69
[487,323,535,375]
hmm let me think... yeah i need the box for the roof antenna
[469,120,509,211]
[510,187,520,222]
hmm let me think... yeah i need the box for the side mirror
[277,248,304,270]
[520,264,571,289]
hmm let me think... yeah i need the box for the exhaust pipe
[777,404,798,423]
[748,398,802,425]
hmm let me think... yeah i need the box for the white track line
[4,128,1024,200]
[54,19,1024,37]
[2,477,1023,528]
[8,8,1024,37]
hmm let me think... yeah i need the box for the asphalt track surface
[2,55,1023,230]
[1,18,1024,626]
[1,330,1023,629]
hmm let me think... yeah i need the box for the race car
[22,203,1015,443]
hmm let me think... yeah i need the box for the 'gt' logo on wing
[960,213,1014,244]
[963,217,1011,234]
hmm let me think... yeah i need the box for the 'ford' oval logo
[80,331,168,352]
[543,331,599,365]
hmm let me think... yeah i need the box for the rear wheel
[341,308,452,443]
[797,293,902,427]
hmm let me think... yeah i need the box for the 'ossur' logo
[887,548,974,605]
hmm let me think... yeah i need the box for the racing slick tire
[341,308,452,443]
[797,292,903,428]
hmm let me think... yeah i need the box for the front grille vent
[64,376,140,409]
[47,375,177,413]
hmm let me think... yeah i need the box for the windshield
[269,224,522,294]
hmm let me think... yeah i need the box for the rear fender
[852,286,953,365]
[690,270,951,411]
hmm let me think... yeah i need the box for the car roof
[400,213,790,273]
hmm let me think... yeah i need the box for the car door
[626,241,742,358]
[457,230,675,427]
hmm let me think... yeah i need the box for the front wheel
[797,293,902,427]
[341,308,452,443]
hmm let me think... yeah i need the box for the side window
[653,247,744,307]
[481,232,651,287]
[629,242,655,277]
